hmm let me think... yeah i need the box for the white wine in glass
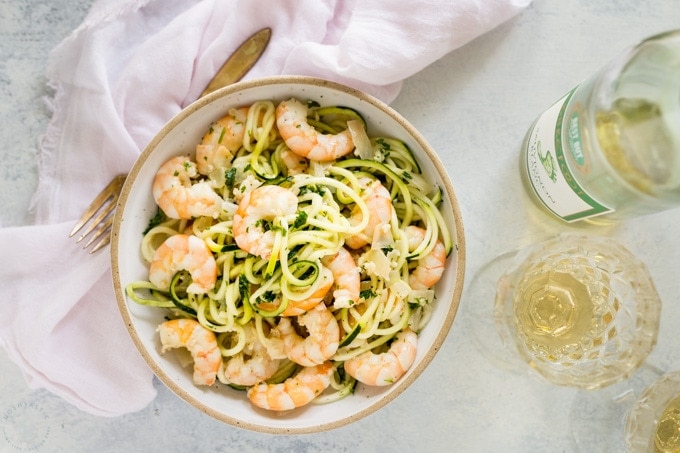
[465,233,662,390]
[625,370,680,452]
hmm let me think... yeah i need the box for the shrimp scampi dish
[126,97,454,412]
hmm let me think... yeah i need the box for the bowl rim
[110,74,466,434]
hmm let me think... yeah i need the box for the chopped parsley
[299,184,326,196]
[142,208,167,235]
[258,291,277,304]
[224,167,237,189]
[360,289,376,300]
[255,219,272,232]
[238,275,250,299]
[293,211,308,229]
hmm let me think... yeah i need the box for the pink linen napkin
[0,0,531,416]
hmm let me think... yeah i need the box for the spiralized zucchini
[126,98,454,408]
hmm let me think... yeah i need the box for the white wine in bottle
[521,30,680,223]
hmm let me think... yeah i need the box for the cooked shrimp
[196,107,248,176]
[322,247,361,309]
[247,362,334,411]
[232,185,298,259]
[152,155,225,219]
[157,318,222,386]
[276,303,340,367]
[280,146,308,175]
[149,234,217,294]
[222,339,281,387]
[406,225,446,290]
[232,174,262,203]
[276,98,355,162]
[345,178,394,250]
[281,266,334,316]
[344,328,417,386]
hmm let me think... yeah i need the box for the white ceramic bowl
[111,75,465,434]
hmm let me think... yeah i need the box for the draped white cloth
[0,0,531,416]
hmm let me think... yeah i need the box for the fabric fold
[0,0,531,416]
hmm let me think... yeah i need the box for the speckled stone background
[0,1,93,227]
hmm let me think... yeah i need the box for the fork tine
[84,216,115,253]
[75,200,116,243]
[89,234,112,254]
[83,215,114,248]
[69,175,126,238]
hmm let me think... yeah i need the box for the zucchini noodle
[125,98,454,410]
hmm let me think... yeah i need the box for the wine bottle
[521,30,680,223]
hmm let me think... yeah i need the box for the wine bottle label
[524,89,612,221]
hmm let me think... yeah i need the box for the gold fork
[69,28,271,253]
[69,174,127,253]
